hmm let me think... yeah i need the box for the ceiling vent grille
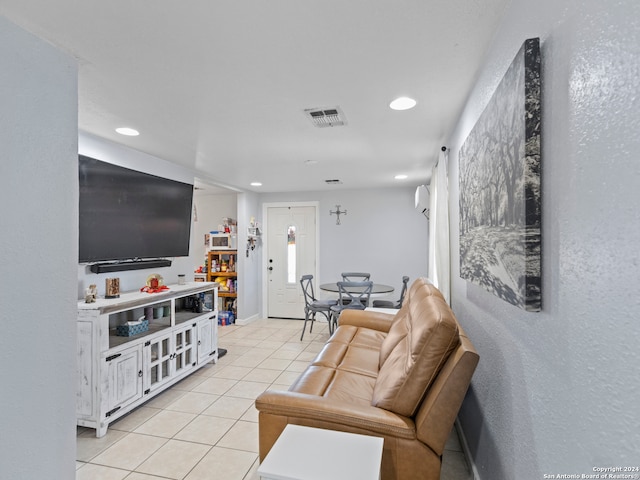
[304,106,347,128]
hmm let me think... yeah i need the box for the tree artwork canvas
[459,38,541,311]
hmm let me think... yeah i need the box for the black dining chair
[299,275,337,340]
[372,276,409,309]
[330,280,373,332]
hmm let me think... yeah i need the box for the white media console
[76,282,219,437]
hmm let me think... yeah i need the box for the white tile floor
[77,318,473,480]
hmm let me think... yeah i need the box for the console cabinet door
[103,344,143,418]
[197,315,217,364]
[145,332,173,394]
[173,323,197,377]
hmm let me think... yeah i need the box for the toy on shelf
[140,273,170,294]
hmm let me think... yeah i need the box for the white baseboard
[455,418,481,480]
[235,314,259,326]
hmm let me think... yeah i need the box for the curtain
[428,149,451,304]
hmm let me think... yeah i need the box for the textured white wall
[448,0,640,477]
[237,191,262,321]
[0,16,78,479]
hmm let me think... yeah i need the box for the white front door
[267,205,317,318]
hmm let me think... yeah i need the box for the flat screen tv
[79,155,194,264]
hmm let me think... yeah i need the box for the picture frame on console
[458,37,542,312]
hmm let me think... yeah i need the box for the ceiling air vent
[325,179,343,185]
[304,106,347,128]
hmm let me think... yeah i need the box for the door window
[287,225,296,284]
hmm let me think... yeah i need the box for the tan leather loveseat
[255,278,479,480]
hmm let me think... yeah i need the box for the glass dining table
[319,282,394,296]
[319,282,395,314]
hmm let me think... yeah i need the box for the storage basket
[116,319,149,337]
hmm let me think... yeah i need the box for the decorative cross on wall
[330,205,347,225]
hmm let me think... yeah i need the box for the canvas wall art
[459,37,541,311]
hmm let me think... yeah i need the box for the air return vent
[304,106,347,128]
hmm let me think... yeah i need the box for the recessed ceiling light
[395,174,408,180]
[250,182,262,187]
[115,127,139,136]
[389,97,417,111]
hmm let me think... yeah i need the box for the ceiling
[1,0,508,193]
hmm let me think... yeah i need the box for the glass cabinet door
[174,323,197,377]
[146,332,172,392]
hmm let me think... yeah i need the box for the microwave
[209,233,237,250]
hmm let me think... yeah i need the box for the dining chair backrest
[341,272,371,282]
[372,275,410,309]
[300,274,317,306]
[300,274,336,339]
[336,280,373,309]
[398,275,410,307]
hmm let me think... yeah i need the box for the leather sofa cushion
[328,324,387,351]
[372,280,460,417]
[290,365,376,407]
[289,323,385,408]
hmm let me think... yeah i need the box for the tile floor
[77,318,473,480]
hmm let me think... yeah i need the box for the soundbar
[89,259,172,274]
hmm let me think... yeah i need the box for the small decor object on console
[105,278,120,298]
[140,273,170,293]
[84,284,98,303]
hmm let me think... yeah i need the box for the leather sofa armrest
[338,309,395,333]
[256,390,415,439]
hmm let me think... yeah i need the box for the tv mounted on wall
[79,155,194,271]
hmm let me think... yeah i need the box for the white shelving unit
[76,282,219,437]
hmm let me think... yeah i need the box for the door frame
[261,201,320,318]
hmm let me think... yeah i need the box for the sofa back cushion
[372,278,460,417]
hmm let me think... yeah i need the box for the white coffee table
[257,424,384,480]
